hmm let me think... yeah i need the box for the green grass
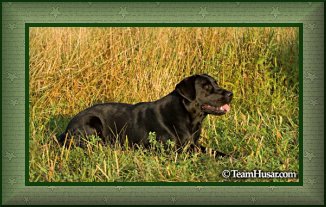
[29,27,299,182]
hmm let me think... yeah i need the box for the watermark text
[222,170,297,179]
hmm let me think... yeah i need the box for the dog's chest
[183,101,206,134]
[191,114,205,132]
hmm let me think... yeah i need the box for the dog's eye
[204,84,212,90]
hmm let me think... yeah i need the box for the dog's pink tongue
[222,104,230,112]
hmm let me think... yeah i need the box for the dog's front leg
[192,144,227,158]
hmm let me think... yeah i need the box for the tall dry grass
[29,27,299,182]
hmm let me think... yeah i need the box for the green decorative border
[25,23,303,187]
[2,1,324,205]
[2,0,326,2]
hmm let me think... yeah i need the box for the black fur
[59,74,233,156]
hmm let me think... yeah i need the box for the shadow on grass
[47,115,72,140]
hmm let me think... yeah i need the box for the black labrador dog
[58,74,233,156]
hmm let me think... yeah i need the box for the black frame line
[25,23,303,187]
[2,0,326,2]
[1,2,3,206]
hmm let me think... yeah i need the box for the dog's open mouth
[201,103,230,115]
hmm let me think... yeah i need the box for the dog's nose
[225,91,233,98]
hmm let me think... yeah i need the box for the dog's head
[175,74,233,115]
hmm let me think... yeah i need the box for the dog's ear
[175,75,197,101]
